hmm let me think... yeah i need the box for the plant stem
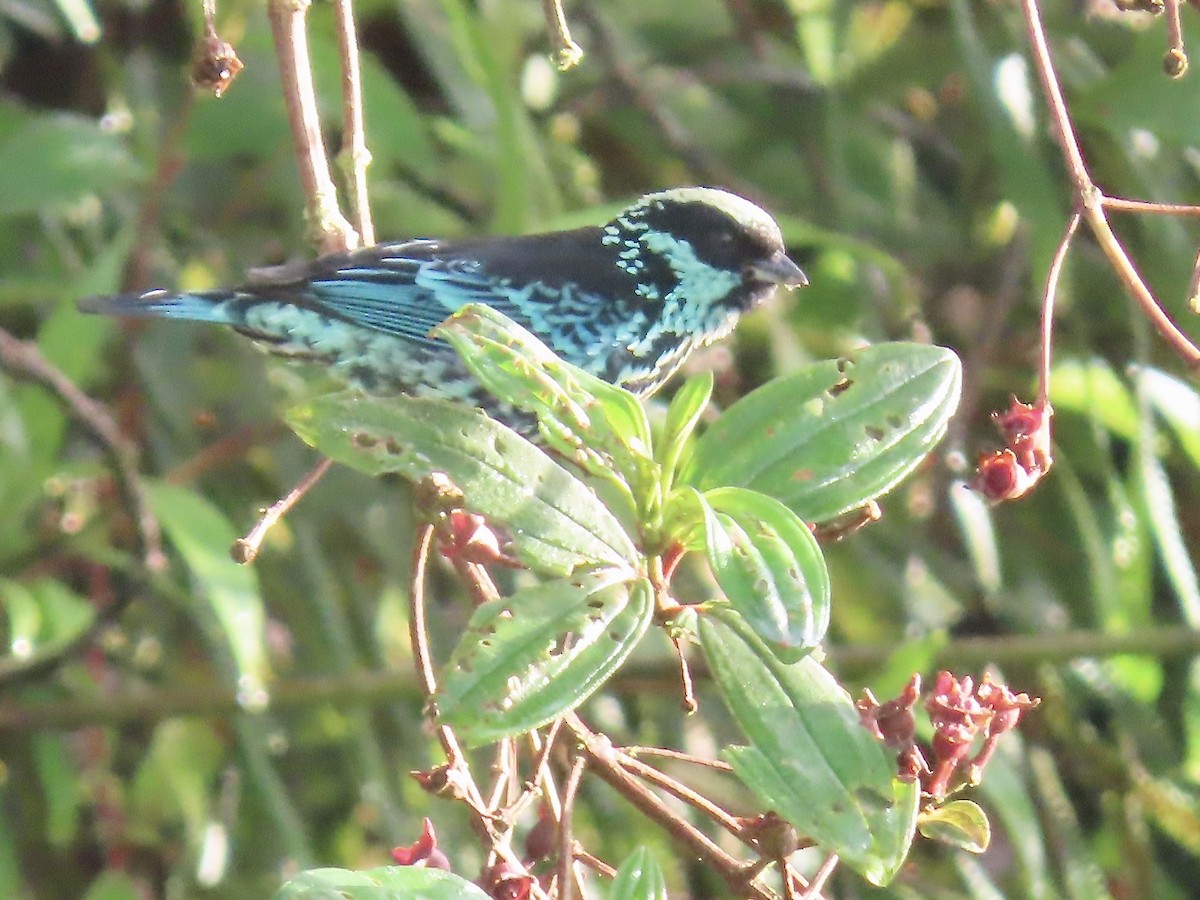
[566,713,778,900]
[1038,211,1080,406]
[1020,0,1200,370]
[332,0,375,245]
[541,0,583,69]
[268,0,358,255]
[232,456,332,564]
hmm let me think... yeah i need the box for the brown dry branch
[408,521,479,803]
[799,854,838,900]
[1038,212,1082,406]
[245,0,379,555]
[267,0,359,255]
[623,745,735,771]
[1021,0,1200,372]
[231,456,332,564]
[977,0,1200,501]
[1164,0,1189,77]
[556,755,588,900]
[332,0,375,245]
[541,0,583,70]
[406,520,548,897]
[564,712,780,900]
[616,753,748,843]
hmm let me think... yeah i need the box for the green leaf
[286,392,638,576]
[1050,359,1139,442]
[698,488,829,659]
[435,303,656,505]
[1135,421,1200,627]
[681,343,961,522]
[33,733,83,846]
[1137,367,1200,471]
[437,571,653,746]
[129,720,224,846]
[0,114,142,216]
[82,871,140,900]
[1028,747,1113,900]
[0,578,94,673]
[948,481,1001,596]
[657,371,713,490]
[611,846,668,900]
[273,865,491,899]
[918,800,991,853]
[148,481,270,699]
[699,611,917,884]
[660,486,707,554]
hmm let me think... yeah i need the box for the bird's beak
[747,251,808,290]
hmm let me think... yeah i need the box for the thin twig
[1164,0,1188,78]
[541,0,583,69]
[332,0,375,246]
[1020,0,1200,370]
[573,847,617,878]
[1103,196,1200,217]
[526,719,565,818]
[410,528,548,898]
[409,523,473,783]
[486,740,515,812]
[1038,212,1082,406]
[557,754,588,900]
[622,746,734,772]
[231,456,332,564]
[267,0,358,255]
[799,853,838,900]
[670,633,697,712]
[0,327,164,573]
[618,754,747,841]
[566,713,778,900]
[450,557,502,606]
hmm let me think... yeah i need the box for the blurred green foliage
[2,0,1200,897]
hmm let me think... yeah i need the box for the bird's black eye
[697,230,739,267]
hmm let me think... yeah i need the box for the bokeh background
[2,0,1200,896]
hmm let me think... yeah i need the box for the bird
[80,187,807,417]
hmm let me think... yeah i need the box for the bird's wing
[288,239,550,349]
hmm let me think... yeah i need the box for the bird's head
[604,187,807,316]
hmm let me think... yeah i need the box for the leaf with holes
[695,487,829,660]
[436,570,653,746]
[436,304,657,507]
[287,392,638,577]
[699,610,918,885]
[680,344,961,523]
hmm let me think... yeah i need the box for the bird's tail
[78,288,242,325]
